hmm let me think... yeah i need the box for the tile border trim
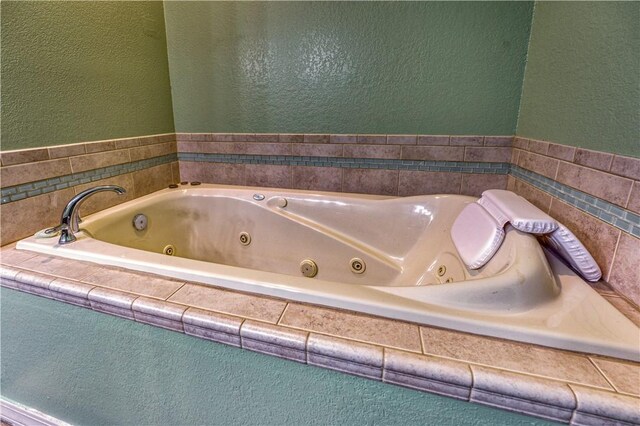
[1,263,638,425]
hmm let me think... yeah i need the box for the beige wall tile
[511,177,553,213]
[329,134,357,144]
[1,158,72,187]
[291,166,342,192]
[611,155,640,181]
[556,162,633,207]
[608,233,640,305]
[417,135,449,146]
[244,143,291,156]
[280,303,422,352]
[627,181,640,213]
[460,174,508,197]
[178,161,244,186]
[129,141,176,162]
[547,143,575,162]
[278,134,304,143]
[343,169,398,196]
[574,148,614,172]
[401,146,464,161]
[244,164,291,188]
[464,147,512,162]
[48,144,86,159]
[483,136,513,147]
[291,144,342,157]
[343,145,400,159]
[450,136,483,146]
[356,134,386,144]
[303,134,330,144]
[69,150,130,173]
[387,135,417,145]
[517,151,558,179]
[85,140,117,154]
[549,199,620,281]
[0,188,75,245]
[1,148,49,166]
[527,139,549,155]
[132,163,173,198]
[74,173,135,217]
[513,137,529,150]
[398,171,462,196]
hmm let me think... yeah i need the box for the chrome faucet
[46,185,126,244]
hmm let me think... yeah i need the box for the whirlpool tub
[17,184,640,361]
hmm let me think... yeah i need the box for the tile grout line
[0,274,635,400]
[587,357,619,394]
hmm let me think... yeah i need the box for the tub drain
[163,245,176,256]
[350,258,366,274]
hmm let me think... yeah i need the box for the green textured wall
[517,2,640,158]
[164,1,533,135]
[0,288,554,425]
[0,1,175,151]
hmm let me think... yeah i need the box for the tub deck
[1,243,638,425]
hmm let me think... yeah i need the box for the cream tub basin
[17,184,640,361]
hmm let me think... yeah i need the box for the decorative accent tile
[383,349,473,400]
[88,287,137,319]
[49,278,94,308]
[307,334,383,380]
[470,366,576,423]
[241,320,308,363]
[132,297,187,332]
[570,385,640,425]
[182,307,243,347]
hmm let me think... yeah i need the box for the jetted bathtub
[17,184,640,361]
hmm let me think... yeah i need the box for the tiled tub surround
[176,133,639,306]
[177,133,512,197]
[507,137,640,306]
[0,134,179,245]
[1,244,639,425]
[1,132,638,305]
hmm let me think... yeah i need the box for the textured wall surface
[0,1,175,151]
[0,288,553,426]
[164,2,533,135]
[517,2,640,158]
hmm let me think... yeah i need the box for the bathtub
[17,184,640,361]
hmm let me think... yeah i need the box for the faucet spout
[56,185,126,244]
